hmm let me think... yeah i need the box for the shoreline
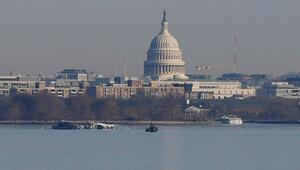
[0,120,214,125]
[244,120,300,124]
[1,120,300,125]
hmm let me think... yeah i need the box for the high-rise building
[56,69,88,82]
[144,11,188,80]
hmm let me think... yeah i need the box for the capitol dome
[149,34,180,49]
[144,11,188,80]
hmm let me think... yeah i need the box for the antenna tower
[233,34,238,73]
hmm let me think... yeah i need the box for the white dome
[144,11,187,80]
[150,33,180,49]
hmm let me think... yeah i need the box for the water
[0,124,300,170]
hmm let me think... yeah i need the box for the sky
[0,0,300,76]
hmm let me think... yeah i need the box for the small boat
[95,122,117,129]
[52,121,80,130]
[145,122,158,132]
[219,115,243,125]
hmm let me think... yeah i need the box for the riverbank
[1,120,300,125]
[0,120,214,125]
[245,120,300,124]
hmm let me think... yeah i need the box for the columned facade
[144,11,188,80]
[144,65,185,75]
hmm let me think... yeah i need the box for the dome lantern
[160,10,169,34]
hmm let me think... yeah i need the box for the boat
[145,122,158,132]
[52,121,80,130]
[219,115,243,125]
[95,122,117,129]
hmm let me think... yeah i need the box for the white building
[144,11,188,80]
[0,75,46,97]
[258,82,300,99]
[154,80,256,99]
[45,87,85,98]
[0,75,86,98]
[184,106,210,120]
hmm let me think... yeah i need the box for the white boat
[95,122,117,129]
[219,115,243,125]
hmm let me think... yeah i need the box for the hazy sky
[0,0,300,76]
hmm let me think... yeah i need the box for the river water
[0,123,299,170]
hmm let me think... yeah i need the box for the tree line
[0,93,185,121]
[0,93,300,121]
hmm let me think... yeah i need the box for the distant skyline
[0,0,300,76]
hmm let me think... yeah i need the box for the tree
[7,104,21,122]
[65,95,95,120]
[35,93,66,120]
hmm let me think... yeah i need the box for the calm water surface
[0,124,299,170]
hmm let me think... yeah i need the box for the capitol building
[144,11,188,80]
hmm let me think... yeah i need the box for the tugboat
[145,122,158,132]
[52,121,80,130]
